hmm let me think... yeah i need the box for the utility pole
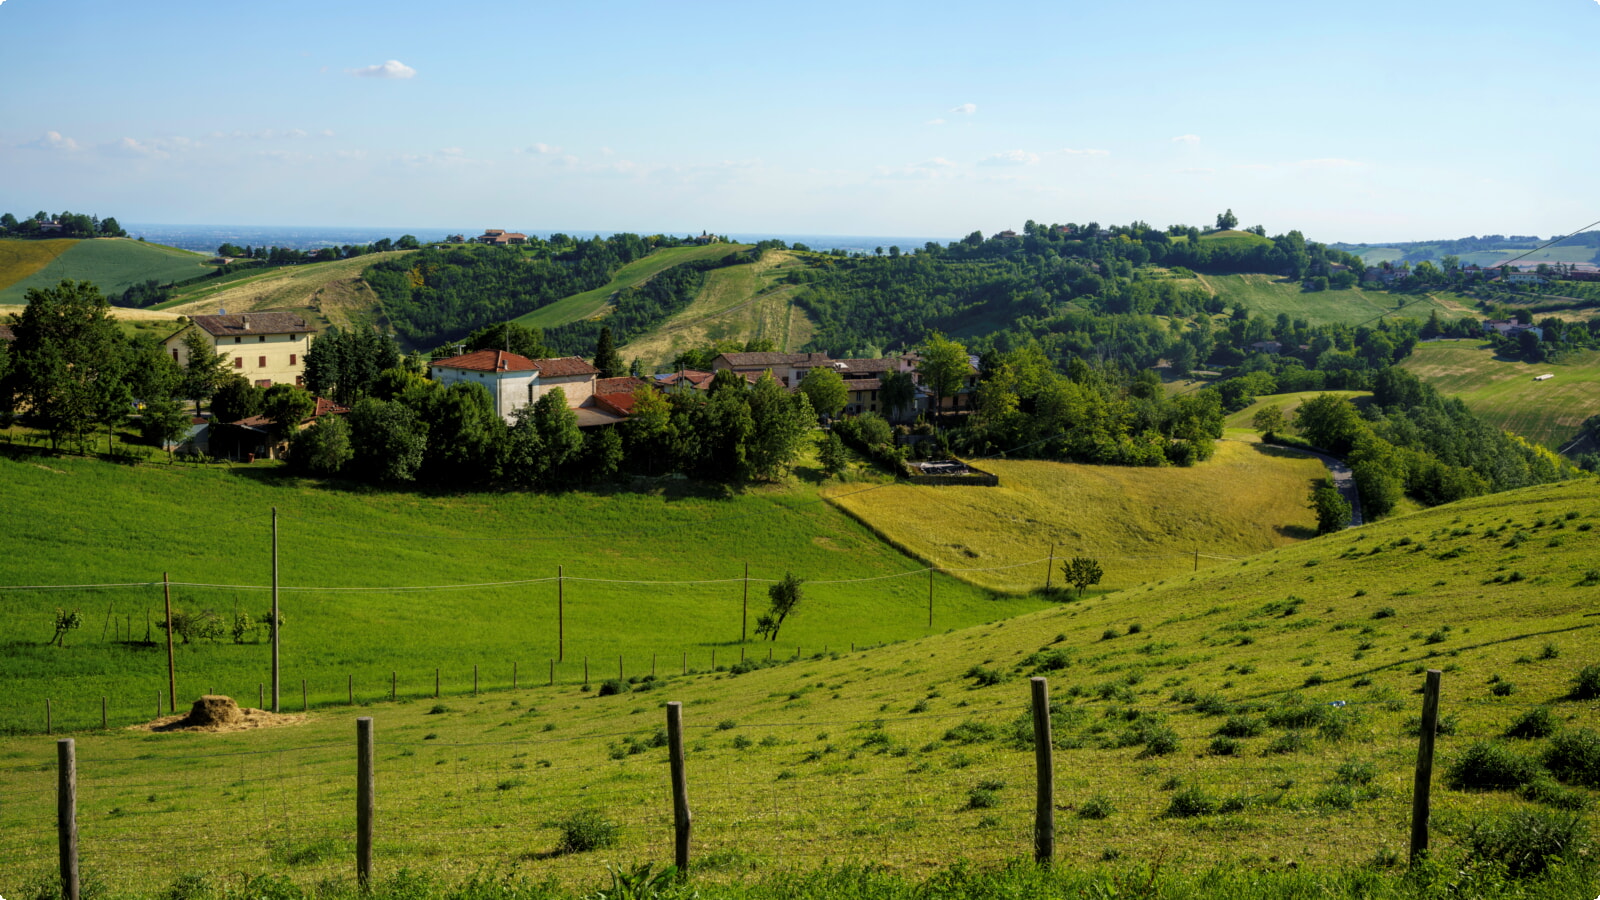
[557,565,564,662]
[163,573,175,713]
[1045,544,1055,591]
[272,507,280,713]
[741,562,749,643]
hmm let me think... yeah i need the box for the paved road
[1225,439,1363,528]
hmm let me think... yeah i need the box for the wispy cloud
[951,103,977,115]
[925,118,946,126]
[873,157,960,180]
[524,142,563,155]
[350,59,416,79]
[1170,134,1201,145]
[978,149,1038,167]
[24,131,80,152]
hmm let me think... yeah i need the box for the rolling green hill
[0,238,216,303]
[1188,273,1473,326]
[1401,340,1600,452]
[159,252,414,338]
[513,243,753,332]
[0,470,1594,896]
[619,249,815,367]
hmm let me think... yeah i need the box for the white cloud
[25,131,80,152]
[526,142,562,155]
[951,103,977,115]
[925,118,946,126]
[1170,134,1201,145]
[350,59,416,79]
[978,149,1039,167]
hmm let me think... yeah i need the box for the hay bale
[181,695,243,728]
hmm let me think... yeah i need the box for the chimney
[241,316,251,331]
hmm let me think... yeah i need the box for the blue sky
[2,0,1597,243]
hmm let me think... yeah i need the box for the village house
[710,351,833,387]
[211,396,350,461]
[1483,320,1543,339]
[162,312,313,389]
[476,229,528,246]
[1249,340,1284,354]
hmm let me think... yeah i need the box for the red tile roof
[313,396,350,417]
[531,356,600,377]
[596,376,647,394]
[714,351,830,369]
[189,312,309,337]
[656,370,716,389]
[432,349,542,373]
[591,392,637,416]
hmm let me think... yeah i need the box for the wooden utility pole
[557,565,564,662]
[1193,548,1199,573]
[1410,670,1443,864]
[666,702,691,873]
[272,507,280,713]
[1031,677,1055,866]
[1045,544,1054,591]
[163,572,176,713]
[741,562,749,643]
[927,566,934,627]
[356,717,374,889]
[57,738,78,900]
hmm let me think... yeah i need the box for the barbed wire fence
[4,670,1536,900]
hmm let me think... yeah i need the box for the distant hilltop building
[477,229,528,246]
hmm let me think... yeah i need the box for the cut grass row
[1,477,1595,894]
[0,440,1047,735]
[1401,340,1600,451]
[1190,273,1473,327]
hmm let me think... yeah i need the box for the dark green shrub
[1217,715,1264,738]
[1209,737,1241,756]
[1371,607,1396,619]
[1265,732,1309,755]
[1164,787,1216,818]
[1571,664,1600,700]
[1077,795,1115,819]
[1445,741,1539,791]
[1490,680,1515,697]
[1464,809,1589,877]
[964,665,1005,687]
[597,679,630,697]
[1543,728,1600,787]
[1504,707,1558,739]
[1522,775,1593,811]
[1138,726,1180,758]
[1315,784,1356,810]
[1334,760,1378,786]
[553,809,617,854]
[1403,714,1458,737]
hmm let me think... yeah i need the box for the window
[258,335,266,342]
[289,354,297,366]
[295,376,304,387]
[171,348,179,362]
[258,356,267,368]
[233,357,243,368]
[234,337,241,344]
[256,379,272,388]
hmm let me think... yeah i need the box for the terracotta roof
[591,392,637,416]
[313,396,350,417]
[530,356,600,378]
[832,357,900,375]
[189,312,309,337]
[596,376,647,395]
[573,406,625,428]
[843,378,883,391]
[0,324,13,342]
[655,370,716,389]
[715,351,830,368]
[432,349,542,373]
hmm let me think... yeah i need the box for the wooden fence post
[474,664,479,697]
[58,738,79,900]
[549,659,554,686]
[1046,544,1054,591]
[302,679,308,713]
[391,672,396,702]
[619,655,624,681]
[101,697,107,731]
[356,717,374,890]
[435,669,440,699]
[682,651,687,676]
[583,658,589,686]
[1030,677,1055,866]
[1410,669,1442,865]
[156,691,162,720]
[513,662,518,689]
[46,699,51,735]
[348,675,353,705]
[259,683,264,711]
[711,649,715,670]
[667,702,691,874]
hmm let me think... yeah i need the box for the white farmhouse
[428,350,600,422]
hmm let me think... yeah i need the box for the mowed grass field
[0,442,1049,736]
[1402,340,1600,451]
[823,442,1330,593]
[1,478,1594,894]
[0,238,78,292]
[1188,273,1472,327]
[513,244,753,332]
[0,239,216,304]
[1224,390,1372,435]
[161,252,413,337]
[621,250,815,368]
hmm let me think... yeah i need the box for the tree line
[0,210,125,239]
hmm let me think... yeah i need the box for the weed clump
[1570,664,1600,700]
[552,809,617,854]
[597,679,630,697]
[1077,795,1115,819]
[1463,809,1589,878]
[1504,707,1558,740]
[1164,787,1216,818]
[1543,728,1600,788]
[1446,741,1539,792]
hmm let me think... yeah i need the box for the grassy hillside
[1,477,1595,895]
[160,252,413,338]
[0,238,78,291]
[1401,340,1600,452]
[1223,390,1372,435]
[822,441,1330,592]
[0,238,216,304]
[1188,273,1473,327]
[620,250,815,368]
[1198,229,1274,251]
[0,442,1048,736]
[513,244,753,332]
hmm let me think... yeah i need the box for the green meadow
[1402,340,1600,451]
[1190,273,1472,327]
[0,476,1595,896]
[0,444,1047,735]
[0,239,215,304]
[513,244,754,332]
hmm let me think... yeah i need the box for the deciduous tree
[798,365,847,419]
[1060,557,1104,597]
[755,572,803,641]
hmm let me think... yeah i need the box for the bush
[1138,726,1180,758]
[964,665,1005,687]
[1164,787,1216,818]
[1446,741,1539,792]
[597,679,630,697]
[1543,728,1600,788]
[1571,664,1600,700]
[1217,715,1264,738]
[1522,775,1593,811]
[553,809,617,854]
[1265,732,1309,755]
[1078,795,1115,819]
[943,721,1000,745]
[1504,707,1558,739]
[1334,760,1378,786]
[1464,809,1589,878]
[1209,737,1241,756]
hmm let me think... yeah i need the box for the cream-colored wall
[533,373,594,406]
[431,366,537,422]
[164,327,311,389]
